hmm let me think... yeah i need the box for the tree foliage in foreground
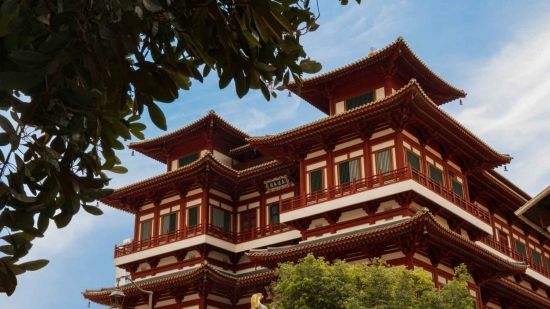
[272,254,475,309]
[0,0,363,295]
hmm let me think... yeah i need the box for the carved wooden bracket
[395,191,418,208]
[362,201,380,216]
[170,287,188,303]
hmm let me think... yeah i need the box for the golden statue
[251,293,268,309]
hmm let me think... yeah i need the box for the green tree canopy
[272,254,475,309]
[0,0,362,296]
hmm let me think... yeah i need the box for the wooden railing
[280,167,491,224]
[114,223,292,258]
[481,236,550,278]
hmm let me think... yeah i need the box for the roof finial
[369,47,377,56]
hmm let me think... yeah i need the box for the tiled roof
[247,208,527,272]
[128,111,249,163]
[248,80,511,165]
[82,262,275,305]
[287,37,466,113]
[102,151,295,210]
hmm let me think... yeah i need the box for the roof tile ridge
[107,154,210,195]
[410,81,511,161]
[247,81,415,143]
[484,170,530,201]
[209,111,251,138]
[129,112,212,147]
[423,209,528,268]
[236,159,281,174]
[399,39,467,96]
[229,143,254,155]
[289,36,404,86]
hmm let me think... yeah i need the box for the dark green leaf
[17,259,49,271]
[8,51,53,68]
[143,0,162,12]
[300,59,322,74]
[0,245,14,255]
[109,166,128,174]
[82,205,103,216]
[146,103,166,130]
[1,0,18,16]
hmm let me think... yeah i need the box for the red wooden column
[258,187,266,236]
[395,131,405,169]
[360,129,373,178]
[299,157,306,198]
[133,212,140,241]
[384,75,393,97]
[201,184,210,234]
[326,147,335,192]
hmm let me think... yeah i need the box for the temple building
[83,37,550,309]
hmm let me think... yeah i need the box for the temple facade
[83,37,550,309]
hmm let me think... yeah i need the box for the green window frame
[406,150,421,171]
[178,152,199,167]
[161,213,177,234]
[188,207,198,226]
[345,91,374,110]
[515,240,527,258]
[429,165,444,184]
[451,179,464,198]
[212,207,231,231]
[141,221,151,240]
[338,158,360,184]
[532,250,542,265]
[269,203,280,224]
[310,170,323,193]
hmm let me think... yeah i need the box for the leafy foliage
[0,0,363,296]
[272,254,475,309]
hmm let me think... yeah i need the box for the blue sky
[3,1,550,308]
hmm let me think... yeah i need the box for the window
[449,171,464,198]
[345,91,374,110]
[406,150,421,171]
[546,258,550,272]
[338,158,360,184]
[188,207,198,226]
[212,207,231,231]
[532,250,542,265]
[376,149,392,174]
[141,221,151,240]
[178,152,199,167]
[270,203,280,224]
[161,213,177,234]
[429,165,444,184]
[515,240,527,258]
[310,170,323,192]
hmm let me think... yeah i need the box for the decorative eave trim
[128,111,250,162]
[101,152,295,212]
[247,209,527,273]
[287,36,466,111]
[248,80,510,165]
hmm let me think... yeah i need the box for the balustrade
[280,167,491,224]
[114,223,292,258]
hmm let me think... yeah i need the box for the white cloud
[454,15,550,195]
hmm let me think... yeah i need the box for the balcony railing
[114,223,293,258]
[481,236,550,278]
[280,167,491,224]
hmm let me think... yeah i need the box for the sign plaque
[264,175,291,193]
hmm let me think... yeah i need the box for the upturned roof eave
[249,80,510,166]
[287,37,466,112]
[246,209,527,273]
[101,153,292,212]
[127,111,250,162]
